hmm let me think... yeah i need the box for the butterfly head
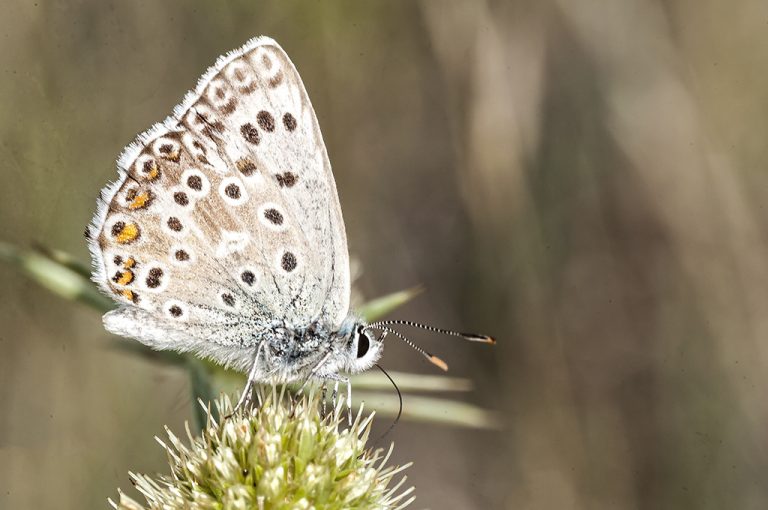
[344,324,384,373]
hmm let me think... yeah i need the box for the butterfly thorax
[255,314,377,383]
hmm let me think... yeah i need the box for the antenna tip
[429,354,449,372]
[462,332,496,344]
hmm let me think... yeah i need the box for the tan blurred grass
[423,1,768,508]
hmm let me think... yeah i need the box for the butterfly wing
[88,37,350,367]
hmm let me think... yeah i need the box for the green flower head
[112,388,414,510]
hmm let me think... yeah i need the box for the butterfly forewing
[89,37,350,362]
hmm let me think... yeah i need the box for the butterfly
[86,37,493,408]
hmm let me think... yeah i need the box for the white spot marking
[140,263,169,293]
[238,265,259,290]
[257,202,288,231]
[161,214,189,238]
[275,248,299,274]
[218,289,239,310]
[206,78,233,110]
[215,230,250,258]
[169,244,196,266]
[164,300,189,321]
[225,60,255,92]
[152,137,180,160]
[181,168,210,198]
[219,177,248,206]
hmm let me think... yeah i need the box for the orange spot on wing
[158,144,180,162]
[121,289,138,303]
[145,161,160,181]
[128,191,153,210]
[123,257,136,269]
[116,270,134,285]
[116,223,140,244]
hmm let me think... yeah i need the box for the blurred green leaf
[0,241,112,312]
[352,370,473,392]
[31,243,92,279]
[108,338,187,366]
[354,391,499,429]
[359,286,423,322]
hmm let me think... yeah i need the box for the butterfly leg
[321,382,328,418]
[233,342,264,414]
[345,377,352,425]
[297,351,333,396]
[289,352,333,416]
[331,381,339,412]
[322,374,352,425]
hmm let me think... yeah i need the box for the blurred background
[2,1,768,508]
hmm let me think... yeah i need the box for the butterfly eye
[356,332,370,359]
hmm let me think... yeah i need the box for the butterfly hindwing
[88,37,350,365]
